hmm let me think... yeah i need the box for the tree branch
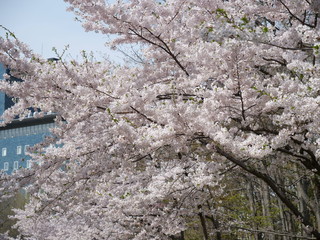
[279,0,316,28]
[214,145,320,239]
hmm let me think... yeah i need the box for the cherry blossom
[1,0,320,239]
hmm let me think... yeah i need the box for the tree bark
[260,180,275,240]
[198,205,209,240]
[215,146,320,239]
[246,179,260,240]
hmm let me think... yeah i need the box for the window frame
[24,145,30,153]
[3,162,9,171]
[17,145,22,155]
[13,161,19,170]
[26,160,32,169]
[2,147,7,157]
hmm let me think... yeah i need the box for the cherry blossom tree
[1,0,320,239]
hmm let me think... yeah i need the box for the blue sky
[0,0,121,62]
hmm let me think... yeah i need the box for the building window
[24,145,30,153]
[2,148,7,157]
[3,162,9,171]
[17,146,22,155]
[26,160,32,169]
[13,161,18,170]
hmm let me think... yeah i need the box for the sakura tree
[1,0,320,239]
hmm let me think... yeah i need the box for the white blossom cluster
[1,0,320,239]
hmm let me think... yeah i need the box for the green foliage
[216,8,227,15]
[313,44,320,55]
[0,191,29,238]
[240,16,249,25]
[183,217,204,240]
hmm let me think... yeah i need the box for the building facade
[0,64,55,174]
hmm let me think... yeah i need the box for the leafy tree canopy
[1,0,320,239]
